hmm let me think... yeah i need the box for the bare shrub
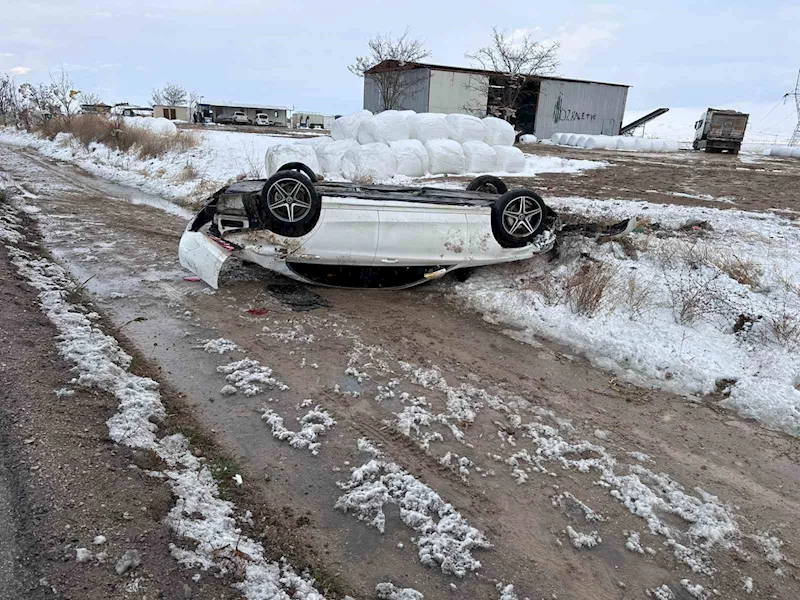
[523,273,564,306]
[714,254,763,288]
[766,310,800,349]
[564,262,616,316]
[662,269,727,325]
[174,162,199,182]
[241,142,264,179]
[622,275,657,320]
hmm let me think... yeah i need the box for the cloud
[552,21,620,63]
[1,52,13,57]
[7,66,31,75]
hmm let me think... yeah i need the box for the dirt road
[2,143,799,599]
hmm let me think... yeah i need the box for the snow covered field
[454,198,800,436]
[0,126,606,205]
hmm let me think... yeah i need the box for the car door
[289,197,379,266]
[374,201,468,266]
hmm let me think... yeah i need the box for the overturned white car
[178,163,559,289]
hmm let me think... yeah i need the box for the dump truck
[693,108,749,154]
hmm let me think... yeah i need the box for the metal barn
[363,60,629,138]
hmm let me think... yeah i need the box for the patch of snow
[565,525,601,549]
[75,548,92,562]
[197,337,241,354]
[375,582,424,600]
[262,406,335,455]
[216,358,288,396]
[625,532,644,554]
[336,439,490,577]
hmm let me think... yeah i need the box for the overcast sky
[2,0,798,139]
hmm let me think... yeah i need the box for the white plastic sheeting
[122,116,178,135]
[391,139,430,177]
[330,110,372,141]
[356,110,411,144]
[407,113,450,143]
[461,141,498,173]
[316,139,359,175]
[266,144,321,177]
[340,142,397,181]
[519,134,538,145]
[425,139,466,175]
[493,145,526,173]
[445,114,486,143]
[482,116,516,146]
[768,146,798,158]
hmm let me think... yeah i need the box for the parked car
[179,165,561,289]
[214,114,235,125]
[254,113,271,127]
[232,111,250,125]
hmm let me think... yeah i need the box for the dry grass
[174,162,199,183]
[523,273,563,307]
[662,269,726,325]
[714,254,763,288]
[564,262,616,317]
[766,310,800,349]
[621,275,656,320]
[35,114,198,159]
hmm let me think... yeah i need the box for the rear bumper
[178,226,235,289]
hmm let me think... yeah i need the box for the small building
[80,102,112,114]
[154,105,190,121]
[198,101,289,127]
[291,112,331,129]
[111,104,154,117]
[363,60,630,138]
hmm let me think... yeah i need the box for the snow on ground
[335,439,491,577]
[0,183,329,599]
[262,406,335,455]
[452,196,800,437]
[0,127,289,203]
[0,126,607,205]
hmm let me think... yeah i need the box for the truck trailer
[693,108,749,154]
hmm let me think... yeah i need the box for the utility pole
[786,69,800,146]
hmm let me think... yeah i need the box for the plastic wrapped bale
[407,113,449,143]
[519,134,538,145]
[391,139,429,177]
[122,116,178,135]
[792,148,800,159]
[551,133,562,144]
[445,114,486,143]
[295,135,334,148]
[604,136,620,150]
[493,145,526,173]
[462,141,498,173]
[649,140,665,152]
[356,110,410,144]
[316,139,359,175]
[777,146,794,158]
[634,138,653,152]
[330,110,372,141]
[266,144,321,177]
[576,135,589,148]
[663,141,680,152]
[482,116,516,146]
[567,134,579,146]
[584,136,604,149]
[617,137,636,151]
[340,142,397,181]
[425,139,466,175]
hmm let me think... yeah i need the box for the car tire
[276,162,318,182]
[466,175,508,195]
[261,170,321,237]
[491,189,548,248]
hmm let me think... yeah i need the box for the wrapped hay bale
[391,139,430,177]
[425,139,466,175]
[330,110,372,141]
[482,116,516,146]
[316,139,359,174]
[340,143,396,181]
[493,145,526,173]
[407,113,449,143]
[266,144,320,177]
[445,114,486,143]
[461,141,498,173]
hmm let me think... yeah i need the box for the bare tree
[17,82,59,129]
[464,27,560,121]
[0,74,20,126]
[348,28,431,111]
[151,83,187,107]
[49,66,81,119]
[78,91,102,106]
